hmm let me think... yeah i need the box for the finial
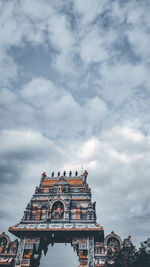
[63,171,66,176]
[58,171,60,177]
[83,170,88,177]
[75,170,78,176]
[51,172,54,177]
[42,172,47,178]
[69,171,72,177]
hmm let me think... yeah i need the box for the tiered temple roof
[9,171,104,240]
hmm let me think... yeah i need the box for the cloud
[20,77,109,137]
[0,53,19,87]
[79,29,109,64]
[97,62,150,107]
[20,0,53,21]
[126,2,150,61]
[0,1,150,265]
[47,15,74,51]
[73,0,108,25]
[0,129,55,160]
[0,128,63,191]
[62,125,150,245]
[21,77,60,106]
[0,87,37,131]
[102,125,148,154]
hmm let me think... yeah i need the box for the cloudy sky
[0,0,150,266]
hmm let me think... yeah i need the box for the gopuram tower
[9,171,104,267]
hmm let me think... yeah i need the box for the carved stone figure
[51,202,64,219]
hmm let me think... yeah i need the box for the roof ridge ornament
[82,170,88,177]
[42,172,47,178]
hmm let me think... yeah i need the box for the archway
[40,243,78,267]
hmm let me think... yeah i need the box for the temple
[2,170,132,267]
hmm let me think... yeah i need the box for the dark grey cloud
[0,209,11,220]
[0,160,21,185]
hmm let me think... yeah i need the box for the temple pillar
[15,236,26,267]
[88,236,94,267]
[73,236,95,267]
[15,237,42,267]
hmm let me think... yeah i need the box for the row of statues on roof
[42,170,88,178]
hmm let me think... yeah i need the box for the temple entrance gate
[40,243,78,267]
[9,171,104,267]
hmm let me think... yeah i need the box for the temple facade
[1,171,132,267]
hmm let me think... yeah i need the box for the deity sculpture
[52,202,64,219]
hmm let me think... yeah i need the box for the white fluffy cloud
[47,15,73,50]
[0,129,55,159]
[79,29,109,63]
